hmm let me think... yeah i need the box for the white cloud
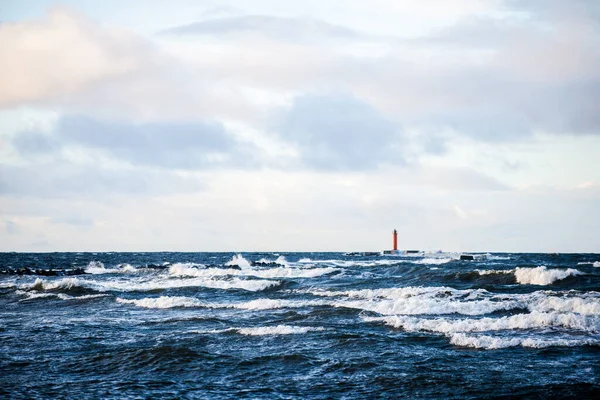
[0,8,149,107]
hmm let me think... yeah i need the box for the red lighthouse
[393,229,398,252]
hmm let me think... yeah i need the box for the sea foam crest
[18,290,108,301]
[475,269,513,276]
[362,311,600,334]
[448,333,600,350]
[169,262,338,279]
[104,277,281,292]
[514,266,582,285]
[305,286,521,316]
[577,261,600,267]
[236,325,325,336]
[21,277,89,291]
[85,261,139,274]
[229,298,327,310]
[527,293,600,315]
[226,254,251,269]
[412,258,453,265]
[117,296,203,309]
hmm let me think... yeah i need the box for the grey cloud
[276,93,405,170]
[0,162,205,198]
[161,15,367,42]
[12,115,257,170]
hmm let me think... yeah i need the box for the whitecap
[226,254,251,269]
[117,296,203,309]
[412,258,453,265]
[237,325,326,336]
[448,333,600,350]
[514,266,582,285]
[362,311,599,334]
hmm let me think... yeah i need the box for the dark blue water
[1,252,599,399]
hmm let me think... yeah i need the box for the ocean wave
[191,325,326,336]
[117,296,204,309]
[411,258,453,265]
[226,254,251,269]
[483,254,511,261]
[577,261,600,267]
[362,311,600,334]
[514,266,582,285]
[448,333,600,350]
[102,277,281,292]
[169,263,338,279]
[304,286,600,317]
[17,289,108,301]
[18,275,280,293]
[85,261,140,274]
[237,325,326,336]
[475,269,513,276]
[117,296,326,311]
[229,299,327,310]
[527,293,600,315]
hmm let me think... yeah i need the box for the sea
[1,251,599,399]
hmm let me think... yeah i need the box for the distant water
[1,252,599,399]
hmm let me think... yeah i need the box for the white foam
[412,258,453,265]
[20,275,280,293]
[304,286,600,317]
[484,254,511,261]
[514,266,582,285]
[84,261,139,274]
[274,255,289,267]
[304,286,521,316]
[527,294,600,315]
[169,262,338,279]
[448,333,600,349]
[0,281,16,289]
[21,277,87,291]
[104,277,281,292]
[17,290,108,301]
[237,325,325,336]
[475,269,513,276]
[363,311,599,334]
[250,266,338,279]
[85,261,111,274]
[117,296,203,309]
[226,254,251,269]
[577,261,600,267]
[190,325,326,336]
[229,298,327,310]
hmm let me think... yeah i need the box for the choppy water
[1,252,599,398]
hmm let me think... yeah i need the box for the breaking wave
[514,266,582,285]
[85,261,139,274]
[362,311,600,334]
[448,333,600,350]
[168,263,338,279]
[117,296,204,309]
[18,275,280,293]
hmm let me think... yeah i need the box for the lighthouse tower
[382,229,401,255]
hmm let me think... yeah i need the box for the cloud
[0,162,205,198]
[161,15,368,43]
[12,115,257,170]
[0,8,150,107]
[275,93,404,170]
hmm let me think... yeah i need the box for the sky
[0,0,599,253]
